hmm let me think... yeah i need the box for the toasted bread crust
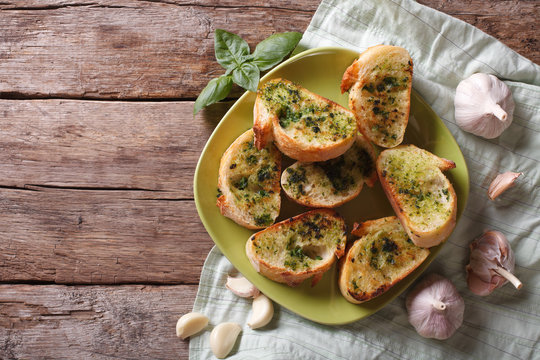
[246,209,347,287]
[254,78,357,162]
[339,216,430,304]
[253,97,274,150]
[341,45,413,148]
[217,129,281,229]
[376,145,457,248]
[281,132,378,208]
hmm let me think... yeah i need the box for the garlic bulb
[488,171,522,200]
[454,73,514,138]
[226,275,260,298]
[406,274,464,340]
[466,230,522,296]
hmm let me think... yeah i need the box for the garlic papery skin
[454,73,515,138]
[175,312,209,340]
[210,322,242,359]
[466,230,522,296]
[406,274,464,340]
[488,172,522,200]
[226,275,260,298]
[247,294,274,329]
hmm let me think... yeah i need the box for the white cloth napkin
[190,0,540,358]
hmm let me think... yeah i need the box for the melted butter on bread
[246,209,346,287]
[341,45,413,148]
[254,79,357,162]
[377,145,457,248]
[217,129,281,229]
[339,216,429,303]
[281,132,378,208]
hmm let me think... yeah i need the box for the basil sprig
[194,29,302,114]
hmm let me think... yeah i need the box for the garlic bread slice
[281,132,378,208]
[254,78,357,162]
[341,45,413,148]
[246,209,347,287]
[377,145,457,248]
[339,216,429,304]
[217,129,281,229]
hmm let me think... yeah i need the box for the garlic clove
[488,171,522,200]
[247,294,274,329]
[406,274,464,340]
[209,322,242,359]
[226,275,260,298]
[175,312,209,340]
[454,73,514,139]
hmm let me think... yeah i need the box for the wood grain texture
[0,0,314,99]
[0,100,235,284]
[0,0,537,100]
[0,284,196,359]
[0,99,228,193]
[0,187,216,284]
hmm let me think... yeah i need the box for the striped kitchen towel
[190,0,540,358]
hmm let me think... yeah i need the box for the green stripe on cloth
[190,0,539,358]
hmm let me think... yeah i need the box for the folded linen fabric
[190,0,539,358]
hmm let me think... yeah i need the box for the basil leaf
[214,29,250,70]
[252,32,302,71]
[193,75,233,114]
[232,61,260,92]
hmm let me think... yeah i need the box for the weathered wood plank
[0,0,537,100]
[0,0,320,11]
[0,1,314,99]
[0,188,214,284]
[0,284,196,359]
[0,99,231,194]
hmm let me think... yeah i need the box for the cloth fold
[190,0,539,358]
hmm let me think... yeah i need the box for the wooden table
[0,1,537,358]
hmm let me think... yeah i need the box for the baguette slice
[339,216,430,304]
[377,145,457,248]
[341,45,413,148]
[254,78,357,162]
[217,129,281,229]
[281,132,378,208]
[246,209,347,287]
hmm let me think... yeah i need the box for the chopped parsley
[246,155,258,165]
[234,177,248,190]
[254,213,272,226]
[257,166,272,182]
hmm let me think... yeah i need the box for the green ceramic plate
[194,47,469,325]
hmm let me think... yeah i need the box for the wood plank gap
[0,185,39,192]
[0,92,223,102]
[0,280,200,286]
[23,184,169,192]
[137,0,316,13]
[0,3,137,11]
[1,1,315,13]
